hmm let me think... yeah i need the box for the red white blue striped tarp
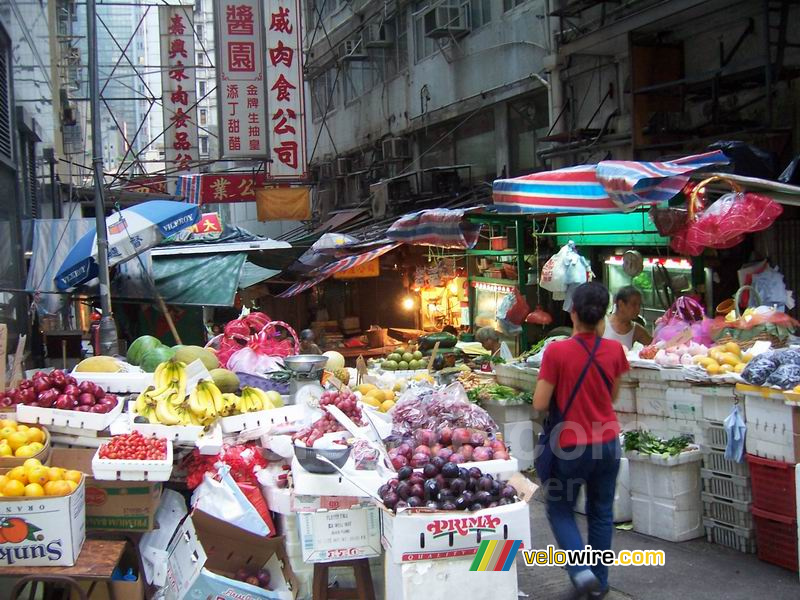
[276,243,401,298]
[492,150,728,214]
[387,208,482,249]
[176,174,203,205]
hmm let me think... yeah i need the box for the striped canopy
[276,243,401,298]
[492,150,729,214]
[387,208,482,248]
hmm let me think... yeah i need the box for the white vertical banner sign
[265,0,307,179]
[214,0,268,159]
[160,6,199,174]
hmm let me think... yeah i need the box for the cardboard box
[78,544,145,600]
[380,473,535,564]
[0,469,85,567]
[297,505,381,563]
[166,510,300,600]
[51,448,161,532]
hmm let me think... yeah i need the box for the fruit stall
[0,305,541,600]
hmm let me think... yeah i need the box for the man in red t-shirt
[533,282,630,600]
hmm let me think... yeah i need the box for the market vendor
[475,327,512,360]
[299,329,322,354]
[599,286,652,349]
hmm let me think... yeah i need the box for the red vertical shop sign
[160,6,199,174]
[214,0,268,159]
[265,0,307,179]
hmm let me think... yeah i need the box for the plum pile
[387,427,509,469]
[0,370,117,413]
[293,389,365,447]
[378,464,518,513]
[235,566,271,590]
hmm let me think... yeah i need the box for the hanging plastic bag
[497,289,530,326]
[670,176,783,256]
[539,244,572,293]
[653,296,715,346]
[191,464,271,537]
[724,405,746,463]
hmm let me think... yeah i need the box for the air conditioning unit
[335,157,351,177]
[338,38,368,61]
[370,181,389,219]
[319,162,334,179]
[424,3,469,39]
[382,137,409,160]
[364,22,393,48]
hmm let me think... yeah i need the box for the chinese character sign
[215,0,267,159]
[160,7,199,174]
[265,0,307,179]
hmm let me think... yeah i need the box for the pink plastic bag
[654,296,715,346]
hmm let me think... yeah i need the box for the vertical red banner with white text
[160,6,199,174]
[214,0,268,159]
[265,0,307,179]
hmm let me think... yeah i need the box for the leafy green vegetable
[623,430,692,457]
[468,384,531,406]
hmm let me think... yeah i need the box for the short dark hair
[572,281,610,326]
[442,325,458,336]
[615,285,642,306]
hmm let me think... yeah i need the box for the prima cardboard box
[380,473,535,564]
[0,470,85,567]
[52,448,162,532]
[297,505,381,563]
[165,510,299,600]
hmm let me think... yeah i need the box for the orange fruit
[0,419,16,429]
[25,428,44,444]
[63,470,82,485]
[46,467,64,481]
[7,466,27,485]
[23,458,42,470]
[16,425,29,433]
[0,475,8,488]
[64,480,78,493]
[0,426,16,439]
[14,445,37,458]
[27,442,44,453]
[45,481,70,496]
[7,432,28,451]
[26,466,48,486]
[2,480,25,497]
[24,483,44,497]
[0,445,12,457]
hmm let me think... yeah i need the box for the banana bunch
[134,378,189,426]
[154,359,187,400]
[228,386,278,415]
[188,380,232,424]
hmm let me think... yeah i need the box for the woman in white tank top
[599,286,652,350]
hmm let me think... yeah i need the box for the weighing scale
[283,354,328,398]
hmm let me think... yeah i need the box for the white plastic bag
[140,489,188,586]
[191,464,270,537]
[539,244,572,293]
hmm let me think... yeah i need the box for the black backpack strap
[574,336,613,393]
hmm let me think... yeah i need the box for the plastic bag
[653,297,714,346]
[671,192,783,256]
[724,405,746,463]
[767,363,800,389]
[539,245,572,293]
[741,352,781,386]
[778,349,800,367]
[352,439,380,470]
[191,464,271,537]
[497,290,530,326]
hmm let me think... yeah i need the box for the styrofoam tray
[413,456,520,477]
[71,371,154,394]
[17,397,125,431]
[92,439,173,481]
[127,401,223,455]
[220,404,306,434]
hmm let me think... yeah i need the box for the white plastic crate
[631,493,703,542]
[701,492,753,528]
[741,393,800,438]
[91,440,173,481]
[634,414,701,442]
[700,387,744,422]
[626,448,702,511]
[638,386,703,421]
[703,518,757,553]
[500,420,534,470]
[482,401,532,425]
[615,384,636,413]
[616,411,638,432]
[17,398,125,431]
[576,457,632,523]
[701,469,752,502]
[71,371,154,394]
[702,448,749,477]
[699,420,727,449]
[493,363,537,392]
[745,429,800,463]
[635,383,669,416]
[220,404,306,434]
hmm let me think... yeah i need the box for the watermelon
[127,335,163,366]
[140,345,176,373]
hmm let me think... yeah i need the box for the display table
[325,345,399,366]
[4,539,127,600]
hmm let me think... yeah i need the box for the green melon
[127,335,163,366]
[140,345,176,373]
[174,345,220,371]
[210,368,240,393]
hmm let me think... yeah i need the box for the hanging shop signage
[265,0,307,179]
[214,0,268,159]
[160,6,199,175]
[190,213,223,236]
[333,257,381,280]
[177,173,268,204]
[120,176,168,195]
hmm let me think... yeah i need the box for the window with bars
[471,0,492,28]
[503,0,527,11]
[0,33,12,162]
[311,68,338,121]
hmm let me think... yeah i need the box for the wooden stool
[312,559,375,600]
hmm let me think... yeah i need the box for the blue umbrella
[55,200,200,291]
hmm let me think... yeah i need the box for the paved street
[519,497,799,599]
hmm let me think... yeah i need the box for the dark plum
[469,503,484,512]
[397,466,413,481]
[410,483,425,499]
[478,476,494,492]
[500,485,517,499]
[488,502,499,508]
[409,473,426,487]
[425,501,440,509]
[449,454,466,464]
[388,479,399,489]
[407,497,422,508]
[441,462,460,479]
[424,479,440,500]
[378,484,390,499]
[442,501,457,511]
[468,467,482,479]
[395,501,409,511]
[466,478,479,493]
[449,478,466,495]
[498,497,513,506]
[490,481,502,496]
[458,467,469,480]
[423,463,439,479]
[434,474,447,489]
[431,456,447,471]
[473,491,492,506]
[397,481,412,500]
[454,496,469,511]
[383,491,399,509]
[437,491,454,503]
